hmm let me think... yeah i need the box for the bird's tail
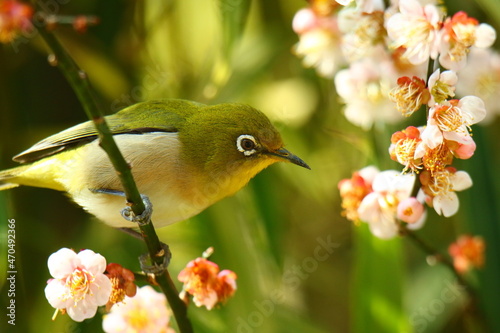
[0,165,27,191]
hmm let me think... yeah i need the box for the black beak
[267,148,311,170]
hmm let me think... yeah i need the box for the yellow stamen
[433,105,467,133]
[423,143,453,175]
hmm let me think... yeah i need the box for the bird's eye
[236,134,258,156]
[241,138,255,150]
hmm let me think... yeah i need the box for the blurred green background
[1,0,499,332]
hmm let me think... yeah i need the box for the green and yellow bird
[0,99,309,228]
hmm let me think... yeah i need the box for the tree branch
[36,17,192,333]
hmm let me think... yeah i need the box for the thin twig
[399,224,474,295]
[399,225,490,329]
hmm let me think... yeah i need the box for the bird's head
[178,103,309,197]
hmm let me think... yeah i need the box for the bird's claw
[139,242,171,275]
[121,194,153,226]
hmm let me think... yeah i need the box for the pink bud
[292,8,318,34]
[397,197,425,224]
[454,139,476,159]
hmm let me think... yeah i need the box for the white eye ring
[236,134,258,156]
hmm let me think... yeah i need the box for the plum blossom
[357,170,424,239]
[338,165,379,223]
[178,256,237,310]
[45,248,112,322]
[420,168,472,217]
[102,286,175,333]
[386,0,443,65]
[334,52,401,129]
[389,126,423,173]
[456,48,500,123]
[427,69,457,105]
[389,76,429,116]
[448,235,485,274]
[104,263,137,311]
[417,96,486,156]
[397,197,425,224]
[337,6,386,61]
[439,11,496,71]
[293,8,345,78]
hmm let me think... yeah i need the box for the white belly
[61,132,209,228]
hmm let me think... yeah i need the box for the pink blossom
[103,286,174,333]
[292,8,319,34]
[358,170,424,239]
[334,52,401,129]
[293,8,345,77]
[427,69,457,105]
[448,235,485,274]
[453,138,476,159]
[439,11,496,71]
[45,248,112,322]
[397,197,425,223]
[416,96,486,157]
[421,169,472,217]
[386,0,443,65]
[455,48,500,123]
[178,257,237,310]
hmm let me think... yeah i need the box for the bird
[0,99,310,228]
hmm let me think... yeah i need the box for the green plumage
[14,99,203,163]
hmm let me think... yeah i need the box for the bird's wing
[13,99,201,163]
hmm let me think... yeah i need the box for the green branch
[36,18,192,333]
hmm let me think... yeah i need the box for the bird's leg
[91,188,171,273]
[139,242,172,274]
[120,193,153,226]
[118,227,143,240]
[90,188,153,226]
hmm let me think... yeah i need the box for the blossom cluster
[448,234,485,274]
[292,0,499,128]
[44,247,237,331]
[339,166,426,239]
[178,253,237,310]
[295,0,495,244]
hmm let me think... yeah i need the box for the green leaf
[352,224,410,333]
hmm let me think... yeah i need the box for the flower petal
[90,274,113,306]
[475,24,496,48]
[78,249,107,275]
[407,209,427,230]
[459,96,486,124]
[371,170,400,192]
[443,129,471,144]
[368,216,399,239]
[48,248,79,279]
[358,192,382,223]
[452,171,473,191]
[193,290,218,310]
[440,70,458,86]
[45,279,71,309]
[421,121,443,149]
[358,165,380,185]
[433,192,459,217]
[67,296,100,322]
